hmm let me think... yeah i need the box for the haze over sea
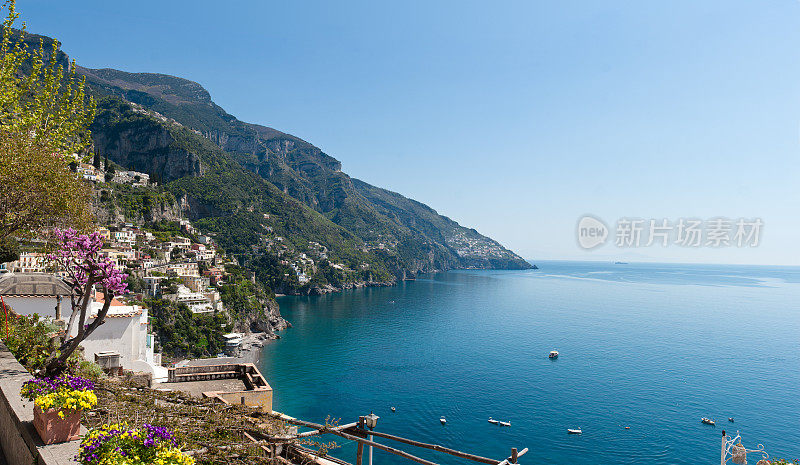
[260,261,800,465]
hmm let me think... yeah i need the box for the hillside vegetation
[22,32,531,294]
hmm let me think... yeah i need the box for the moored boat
[567,428,582,434]
[488,417,499,424]
[549,350,559,359]
[440,416,447,425]
[498,420,511,427]
[701,418,715,425]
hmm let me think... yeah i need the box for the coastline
[236,331,271,365]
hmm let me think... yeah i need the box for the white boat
[391,407,396,412]
[701,418,715,426]
[488,417,499,424]
[549,350,559,359]
[498,420,511,427]
[440,417,447,425]
[567,428,582,434]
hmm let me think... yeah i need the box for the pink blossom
[48,228,129,295]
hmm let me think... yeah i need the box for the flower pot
[32,406,80,444]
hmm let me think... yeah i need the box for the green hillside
[78,67,532,274]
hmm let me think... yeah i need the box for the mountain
[20,30,532,293]
[78,67,531,272]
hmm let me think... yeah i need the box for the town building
[74,293,166,381]
[0,273,165,381]
[163,284,216,314]
[6,252,47,273]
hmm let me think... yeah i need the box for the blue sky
[20,0,800,265]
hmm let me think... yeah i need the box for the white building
[168,237,192,253]
[6,252,47,273]
[113,230,135,245]
[163,284,215,314]
[191,244,216,261]
[0,273,165,381]
[143,275,165,297]
[112,170,150,187]
[74,293,166,381]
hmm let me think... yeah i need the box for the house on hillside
[4,252,47,273]
[163,284,215,314]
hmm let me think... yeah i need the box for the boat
[549,350,559,359]
[498,420,511,427]
[488,417,499,424]
[567,428,582,434]
[391,407,396,412]
[440,417,446,425]
[728,418,734,423]
[701,418,715,425]
[624,426,630,430]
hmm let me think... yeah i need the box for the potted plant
[78,422,195,464]
[20,375,97,444]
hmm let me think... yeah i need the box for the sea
[259,261,800,465]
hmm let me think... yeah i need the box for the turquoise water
[260,261,800,465]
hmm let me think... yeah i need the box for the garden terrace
[84,377,321,465]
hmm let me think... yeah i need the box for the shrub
[3,313,57,371]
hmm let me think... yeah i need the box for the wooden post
[357,416,365,465]
[511,448,518,464]
[721,430,726,465]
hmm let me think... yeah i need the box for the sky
[18,0,800,265]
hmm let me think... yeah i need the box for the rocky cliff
[78,67,532,273]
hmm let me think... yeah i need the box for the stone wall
[0,342,82,464]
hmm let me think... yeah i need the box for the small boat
[567,428,582,434]
[549,350,559,359]
[391,407,396,412]
[701,418,715,426]
[498,420,511,427]
[488,417,499,424]
[440,417,447,425]
[728,418,734,423]
[624,426,630,430]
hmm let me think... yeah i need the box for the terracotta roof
[0,273,72,296]
[94,292,125,306]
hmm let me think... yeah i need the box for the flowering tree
[0,0,96,242]
[44,228,128,376]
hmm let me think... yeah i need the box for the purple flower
[49,228,129,295]
[21,375,94,401]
